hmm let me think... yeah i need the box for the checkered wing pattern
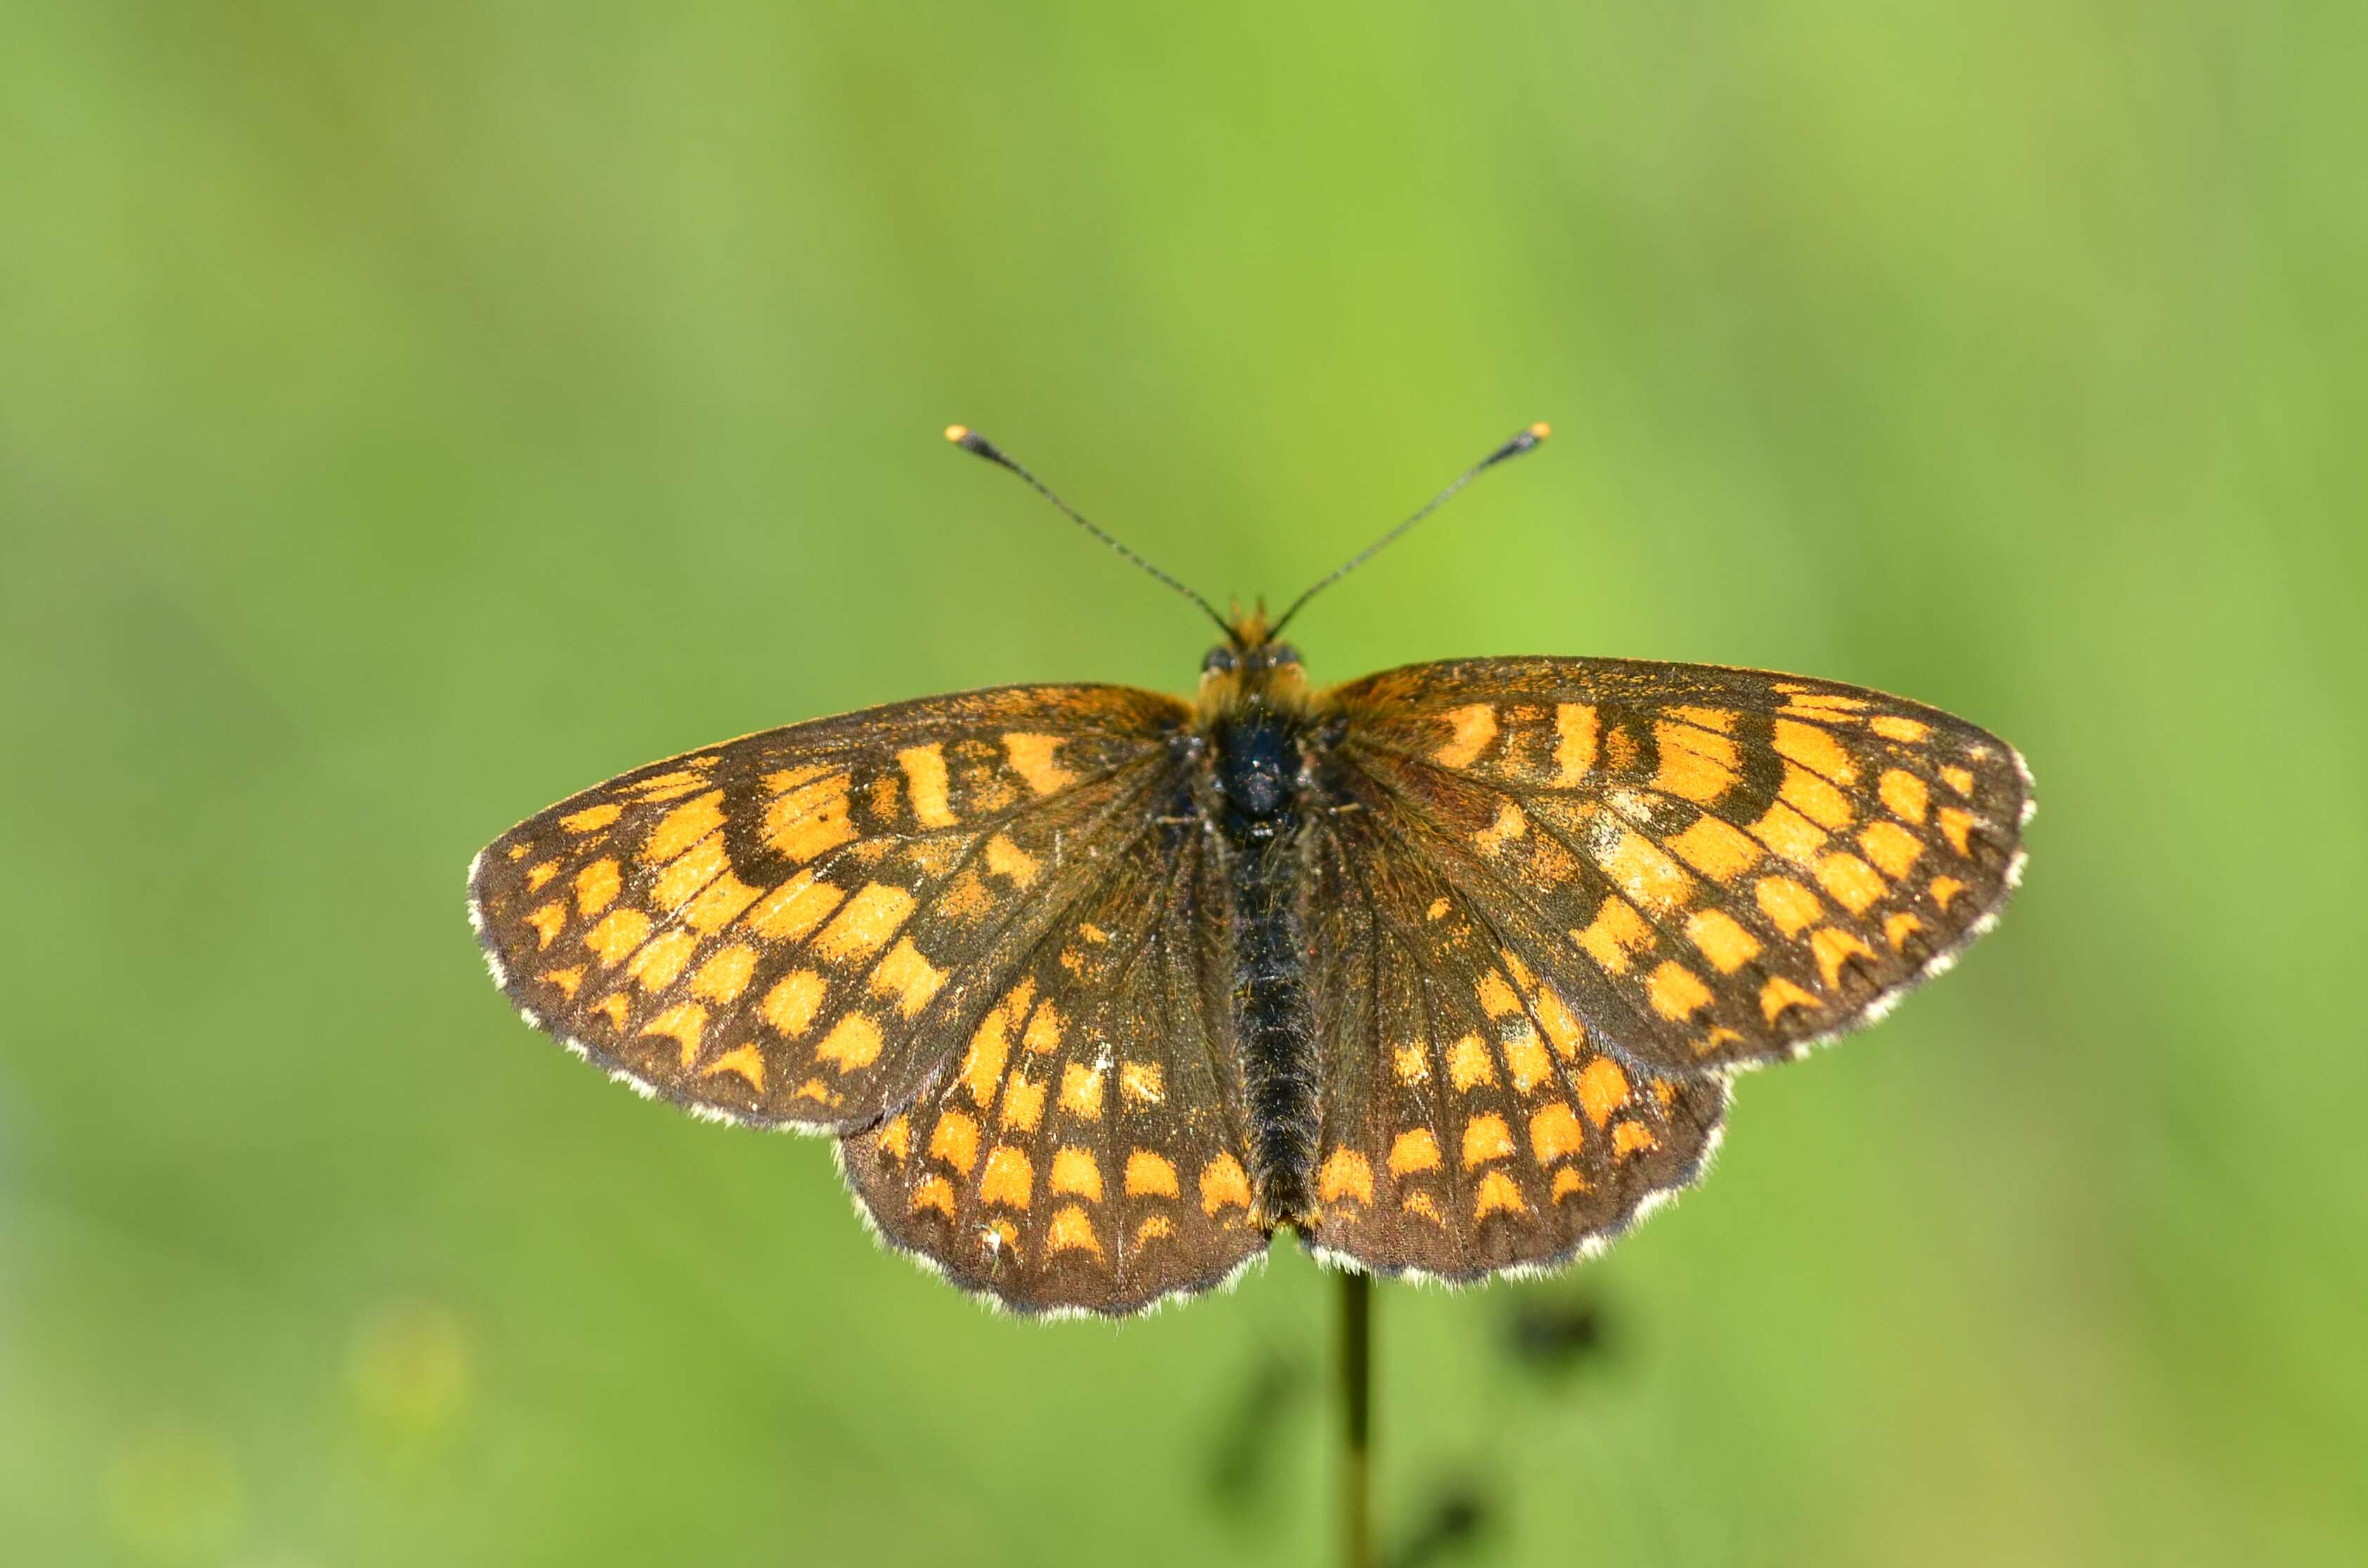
[838,813,1269,1316]
[1299,802,1731,1280]
[467,686,1195,1135]
[1322,658,2031,1078]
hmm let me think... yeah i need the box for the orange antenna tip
[944,424,971,443]
[1528,421,1551,440]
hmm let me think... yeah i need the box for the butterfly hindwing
[1324,658,2031,1078]
[839,807,1270,1316]
[467,685,1194,1132]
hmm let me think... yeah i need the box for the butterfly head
[1198,603,1308,719]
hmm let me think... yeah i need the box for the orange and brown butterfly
[467,423,2031,1318]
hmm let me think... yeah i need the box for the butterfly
[467,424,2031,1318]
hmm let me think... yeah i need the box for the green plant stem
[1341,1269,1373,1568]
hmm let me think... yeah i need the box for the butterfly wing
[467,685,1196,1135]
[1299,799,1731,1279]
[1320,658,2031,1078]
[838,811,1270,1316]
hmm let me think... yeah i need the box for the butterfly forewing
[1299,804,1731,1279]
[1325,658,2031,1078]
[468,685,1193,1133]
[840,809,1269,1316]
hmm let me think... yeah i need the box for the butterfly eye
[1202,646,1240,675]
[1268,643,1301,669]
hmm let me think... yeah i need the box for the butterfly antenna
[946,426,1233,639]
[1268,422,1552,639]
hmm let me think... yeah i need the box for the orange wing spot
[1426,897,1452,920]
[1603,722,1640,773]
[1937,806,1978,857]
[980,1156,1037,1213]
[762,762,835,795]
[1939,764,1976,796]
[1474,1170,1528,1218]
[1815,851,1888,916]
[999,1073,1046,1132]
[652,834,728,911]
[1001,733,1076,795]
[1431,703,1498,768]
[1686,908,1762,974]
[1447,1034,1496,1092]
[745,872,844,943]
[583,907,653,966]
[1884,912,1926,952]
[526,860,559,892]
[625,929,697,993]
[792,1077,840,1109]
[594,992,631,1030]
[895,743,958,828]
[1880,769,1930,824]
[982,1217,1021,1260]
[1646,961,1713,1021]
[1474,799,1528,856]
[1870,714,1930,743]
[984,833,1041,887]
[812,882,916,965]
[1599,828,1694,913]
[1552,703,1599,784]
[1058,1060,1106,1120]
[1125,1149,1180,1198]
[1393,1044,1431,1085]
[643,792,727,864]
[1667,705,1736,733]
[1199,1153,1251,1215]
[1401,1191,1446,1225]
[1611,1120,1659,1158]
[910,1177,957,1217]
[1653,721,1741,803]
[1022,1000,1065,1054]
[1046,1203,1102,1256]
[1475,971,1521,1018]
[757,969,828,1038]
[1783,691,1868,718]
[960,989,1027,1106]
[1502,1028,1553,1093]
[876,1113,911,1162]
[936,868,996,922]
[1577,1057,1631,1127]
[762,774,856,863]
[866,771,902,827]
[1132,1215,1176,1248]
[867,936,947,1019]
[1050,1146,1103,1202]
[1809,927,1880,991]
[638,1002,706,1068]
[525,901,568,949]
[538,965,585,998]
[506,842,532,861]
[1773,719,1859,785]
[815,1011,883,1072]
[1780,763,1855,830]
[1550,1168,1589,1202]
[1577,896,1655,975]
[1930,875,1968,911]
[1665,816,1764,883]
[929,1110,980,1175]
[684,872,763,935]
[1119,1061,1165,1105]
[1388,1128,1442,1176]
[574,858,621,917]
[1461,1113,1514,1169]
[689,943,758,1005]
[1759,976,1820,1024]
[1531,983,1587,1058]
[1750,799,1829,865]
[1529,1102,1585,1164]
[701,1040,765,1093]
[1859,821,1924,881]
[1755,875,1824,937]
[561,803,620,834]
[1319,1148,1374,1206]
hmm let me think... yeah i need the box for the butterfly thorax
[1195,615,1329,1229]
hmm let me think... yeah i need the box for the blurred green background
[4,3,2362,1564]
